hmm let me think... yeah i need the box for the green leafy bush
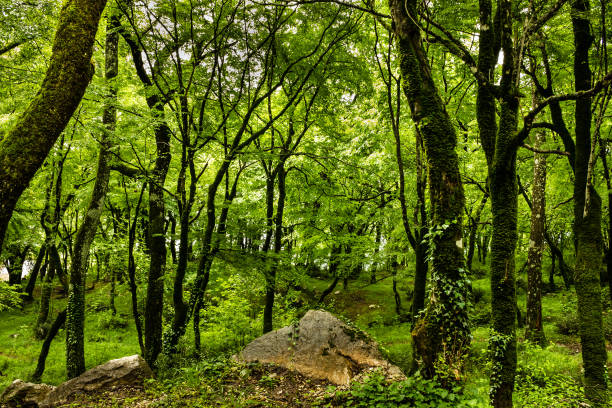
[515,366,590,407]
[0,281,21,311]
[97,310,128,330]
[318,371,478,407]
[555,298,580,336]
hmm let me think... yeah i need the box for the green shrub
[515,366,590,407]
[97,310,128,330]
[0,281,22,311]
[317,371,478,407]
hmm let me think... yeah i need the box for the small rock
[0,379,56,408]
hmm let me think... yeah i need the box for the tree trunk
[371,224,381,284]
[24,245,46,300]
[476,0,521,404]
[189,165,241,350]
[571,0,607,403]
[467,194,488,272]
[389,0,469,378]
[0,0,107,252]
[128,182,146,356]
[65,6,117,378]
[31,309,67,383]
[35,253,56,339]
[549,249,556,292]
[525,126,547,346]
[264,161,287,334]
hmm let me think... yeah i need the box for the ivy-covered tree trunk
[0,0,107,253]
[525,128,547,346]
[65,7,117,378]
[571,0,607,403]
[389,0,469,378]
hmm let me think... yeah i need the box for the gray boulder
[41,354,153,407]
[235,309,405,384]
[1,355,153,408]
[0,380,55,408]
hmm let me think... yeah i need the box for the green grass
[1,261,609,407]
[0,282,140,389]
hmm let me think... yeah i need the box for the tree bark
[24,245,46,300]
[467,194,488,272]
[263,161,287,333]
[0,0,107,253]
[31,309,67,383]
[477,0,520,405]
[571,0,607,403]
[65,6,117,378]
[525,127,547,346]
[389,0,469,378]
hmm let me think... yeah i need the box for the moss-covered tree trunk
[65,7,117,378]
[477,0,520,405]
[0,0,107,253]
[525,128,547,346]
[122,15,173,368]
[487,122,519,408]
[389,0,469,378]
[143,115,171,368]
[571,0,607,403]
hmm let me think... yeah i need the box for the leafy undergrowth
[2,262,612,407]
[56,361,479,408]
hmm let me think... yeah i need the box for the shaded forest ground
[1,259,610,407]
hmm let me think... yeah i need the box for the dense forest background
[0,0,611,406]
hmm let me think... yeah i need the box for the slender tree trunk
[0,0,107,252]
[525,125,547,345]
[598,130,612,302]
[31,309,67,383]
[264,162,287,333]
[371,224,381,284]
[411,131,429,319]
[318,246,342,304]
[35,255,56,339]
[65,7,117,378]
[188,165,242,350]
[467,194,488,272]
[24,245,46,300]
[260,172,275,333]
[169,213,177,264]
[128,183,146,356]
[571,0,607,403]
[549,249,556,291]
[545,231,572,289]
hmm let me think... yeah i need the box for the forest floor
[1,262,611,407]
